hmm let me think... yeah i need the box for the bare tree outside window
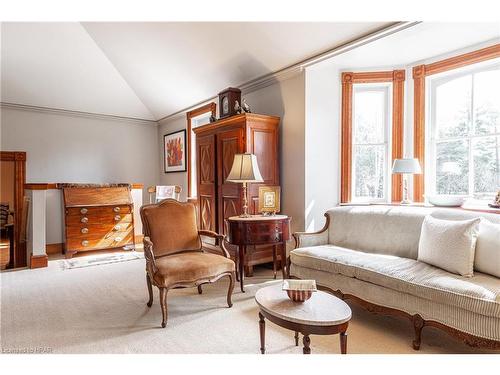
[432,66,500,200]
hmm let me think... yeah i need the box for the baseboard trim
[30,254,48,269]
[46,243,63,255]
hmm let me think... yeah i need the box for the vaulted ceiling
[2,22,499,122]
[1,22,389,120]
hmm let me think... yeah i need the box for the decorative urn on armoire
[193,113,280,275]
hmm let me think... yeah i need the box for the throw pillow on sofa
[417,215,480,277]
[475,219,500,278]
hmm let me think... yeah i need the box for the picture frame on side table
[258,185,281,215]
[164,129,187,173]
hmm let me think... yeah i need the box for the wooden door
[217,128,244,234]
[196,134,217,232]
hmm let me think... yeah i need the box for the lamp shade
[226,153,263,183]
[392,158,422,174]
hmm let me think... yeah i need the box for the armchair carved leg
[146,274,153,307]
[160,288,168,328]
[227,272,235,308]
[197,285,203,295]
[412,314,424,350]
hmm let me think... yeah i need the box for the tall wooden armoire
[193,113,280,273]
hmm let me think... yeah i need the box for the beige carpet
[0,256,496,354]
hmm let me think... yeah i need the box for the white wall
[157,73,306,234]
[1,107,159,243]
[304,63,342,231]
[244,73,306,233]
[157,115,190,201]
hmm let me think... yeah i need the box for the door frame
[186,103,216,198]
[0,151,27,268]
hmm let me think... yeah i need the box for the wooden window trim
[186,103,216,197]
[412,43,500,202]
[341,70,406,203]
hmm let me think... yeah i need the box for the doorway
[0,151,27,270]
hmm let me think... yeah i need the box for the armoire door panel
[197,134,216,231]
[217,128,244,232]
[250,129,275,183]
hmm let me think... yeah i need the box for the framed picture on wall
[164,129,187,173]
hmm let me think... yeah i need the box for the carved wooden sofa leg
[146,274,153,307]
[227,272,235,308]
[160,287,168,328]
[412,314,424,350]
[197,285,203,295]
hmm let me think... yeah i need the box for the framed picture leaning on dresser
[164,129,187,173]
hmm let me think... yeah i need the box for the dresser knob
[81,228,89,234]
[113,224,122,231]
[81,217,88,224]
[113,206,121,213]
[80,208,88,214]
[114,215,121,221]
[81,240,89,247]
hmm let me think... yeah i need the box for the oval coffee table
[255,284,352,354]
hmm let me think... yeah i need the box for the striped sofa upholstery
[290,206,500,348]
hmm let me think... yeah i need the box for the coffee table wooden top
[255,284,352,327]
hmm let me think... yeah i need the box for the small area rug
[60,251,143,270]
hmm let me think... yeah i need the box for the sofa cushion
[326,206,432,260]
[417,216,480,277]
[475,219,500,278]
[290,245,500,318]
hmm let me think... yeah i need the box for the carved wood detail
[304,281,500,351]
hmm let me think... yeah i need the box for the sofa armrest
[292,213,330,249]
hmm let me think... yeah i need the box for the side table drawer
[246,223,282,243]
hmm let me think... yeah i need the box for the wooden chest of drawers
[61,184,135,258]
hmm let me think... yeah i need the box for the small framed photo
[258,186,281,214]
[164,130,187,173]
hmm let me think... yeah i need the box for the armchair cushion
[153,252,235,287]
[141,199,201,257]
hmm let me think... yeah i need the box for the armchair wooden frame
[140,199,235,328]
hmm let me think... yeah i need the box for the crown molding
[158,21,421,123]
[0,102,158,126]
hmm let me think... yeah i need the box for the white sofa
[289,205,500,350]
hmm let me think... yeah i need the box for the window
[428,61,500,200]
[340,70,405,203]
[412,43,500,202]
[352,85,391,201]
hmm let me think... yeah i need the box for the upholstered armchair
[140,199,235,327]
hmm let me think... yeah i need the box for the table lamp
[392,158,422,205]
[227,153,263,217]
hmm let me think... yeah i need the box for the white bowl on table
[426,195,467,207]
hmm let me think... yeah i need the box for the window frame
[412,43,500,202]
[426,60,500,199]
[341,70,406,203]
[351,83,392,202]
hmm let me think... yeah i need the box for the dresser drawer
[65,212,133,226]
[66,223,133,241]
[66,205,132,218]
[66,233,134,251]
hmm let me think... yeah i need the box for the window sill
[340,201,500,214]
